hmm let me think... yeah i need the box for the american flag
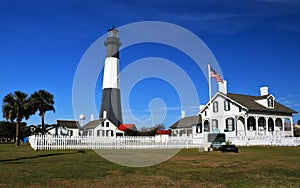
[210,67,223,83]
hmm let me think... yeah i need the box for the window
[212,119,218,130]
[268,98,274,108]
[213,102,218,113]
[226,118,235,132]
[106,130,114,137]
[88,130,93,136]
[204,111,207,116]
[275,118,283,130]
[204,120,210,132]
[97,130,105,137]
[179,129,186,136]
[247,117,256,131]
[101,123,104,127]
[224,100,230,111]
[196,123,202,133]
[82,130,88,136]
[258,117,266,131]
[106,122,109,127]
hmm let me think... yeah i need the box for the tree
[0,121,15,142]
[297,119,300,125]
[2,91,31,146]
[29,90,55,135]
[137,124,166,136]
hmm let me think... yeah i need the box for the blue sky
[1,0,300,127]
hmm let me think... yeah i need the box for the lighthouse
[99,27,123,126]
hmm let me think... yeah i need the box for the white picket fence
[28,135,205,150]
[228,136,300,146]
[28,135,300,150]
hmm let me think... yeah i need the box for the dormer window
[255,94,275,109]
[267,97,274,108]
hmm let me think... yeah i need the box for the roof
[226,93,297,115]
[56,120,80,129]
[81,119,105,130]
[170,116,202,129]
[118,124,136,131]
[156,130,171,135]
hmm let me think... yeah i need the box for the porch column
[235,116,238,137]
[290,117,294,137]
[244,116,248,136]
[282,118,285,136]
[266,116,269,135]
[255,116,259,136]
[272,117,275,135]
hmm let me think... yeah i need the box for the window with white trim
[224,100,230,111]
[213,102,218,113]
[267,97,274,108]
[196,123,202,133]
[212,119,218,130]
[226,118,235,132]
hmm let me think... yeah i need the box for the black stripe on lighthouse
[100,88,122,126]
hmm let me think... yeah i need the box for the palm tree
[29,90,55,135]
[2,91,31,146]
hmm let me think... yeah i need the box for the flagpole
[208,63,212,132]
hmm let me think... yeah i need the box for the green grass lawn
[0,144,299,188]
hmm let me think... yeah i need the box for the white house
[197,85,297,138]
[47,120,80,137]
[170,116,201,137]
[80,118,124,137]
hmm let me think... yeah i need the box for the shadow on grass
[0,150,85,163]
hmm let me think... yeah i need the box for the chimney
[218,80,227,94]
[90,114,94,121]
[103,111,107,119]
[260,87,268,96]
[181,111,186,118]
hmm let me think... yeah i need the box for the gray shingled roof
[226,93,297,115]
[57,120,80,129]
[170,116,202,129]
[81,119,105,130]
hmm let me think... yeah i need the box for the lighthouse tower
[100,27,123,126]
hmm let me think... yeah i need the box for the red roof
[155,130,171,135]
[118,124,136,131]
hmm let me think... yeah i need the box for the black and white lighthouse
[99,27,123,126]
